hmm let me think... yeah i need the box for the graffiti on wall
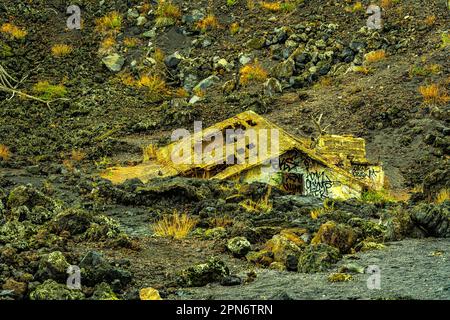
[304,171,333,198]
[351,165,379,181]
[281,172,304,194]
[279,150,334,198]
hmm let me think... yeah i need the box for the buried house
[101,111,384,200]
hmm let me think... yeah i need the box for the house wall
[236,149,364,200]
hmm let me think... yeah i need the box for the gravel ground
[180,238,450,300]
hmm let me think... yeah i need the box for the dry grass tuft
[239,61,268,85]
[196,15,219,33]
[0,23,27,39]
[152,210,197,239]
[419,84,450,105]
[32,81,67,100]
[138,75,171,102]
[51,44,73,57]
[364,50,386,63]
[435,189,449,204]
[0,145,11,161]
[95,11,122,34]
[155,0,181,27]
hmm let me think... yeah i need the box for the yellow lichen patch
[0,144,11,161]
[380,0,392,9]
[51,44,73,57]
[139,288,162,300]
[423,15,436,27]
[364,50,386,64]
[239,61,268,86]
[327,273,353,283]
[358,240,385,252]
[419,84,450,105]
[152,210,197,239]
[435,188,449,204]
[0,23,27,39]
[196,15,219,33]
[95,11,122,34]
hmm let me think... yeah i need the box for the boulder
[35,251,70,282]
[91,282,119,300]
[102,54,125,72]
[411,203,449,237]
[311,221,357,253]
[177,257,229,287]
[297,244,341,273]
[227,237,251,257]
[139,287,162,300]
[29,279,85,300]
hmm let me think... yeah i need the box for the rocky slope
[0,0,449,300]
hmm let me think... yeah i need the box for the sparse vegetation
[99,36,117,55]
[51,44,73,57]
[95,11,122,34]
[239,61,268,85]
[71,150,86,162]
[0,23,27,39]
[419,84,449,105]
[152,210,197,239]
[196,15,219,33]
[137,75,171,102]
[435,189,449,204]
[0,144,11,161]
[123,37,139,48]
[155,0,181,27]
[361,189,395,204]
[364,50,386,64]
[32,81,67,100]
[239,185,273,213]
